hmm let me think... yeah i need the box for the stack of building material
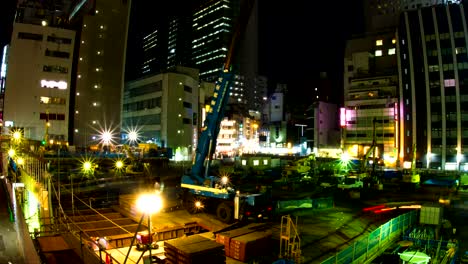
[164,234,225,264]
[216,226,272,262]
[229,230,272,262]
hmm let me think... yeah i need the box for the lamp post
[136,193,163,261]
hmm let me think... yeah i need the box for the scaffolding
[279,214,301,263]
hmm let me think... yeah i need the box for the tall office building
[192,0,259,106]
[398,2,468,170]
[127,0,259,109]
[71,0,131,147]
[2,0,75,142]
[343,31,399,165]
[363,0,457,31]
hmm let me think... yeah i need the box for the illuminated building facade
[123,66,199,154]
[398,3,468,170]
[192,0,259,106]
[343,31,399,165]
[72,0,131,147]
[3,22,75,142]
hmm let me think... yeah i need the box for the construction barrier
[320,210,417,264]
[276,196,334,213]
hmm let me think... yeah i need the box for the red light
[373,207,397,214]
[267,206,272,211]
[245,211,251,216]
[363,205,386,212]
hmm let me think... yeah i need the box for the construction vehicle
[180,0,272,223]
[401,144,420,191]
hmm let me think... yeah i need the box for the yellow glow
[221,176,228,185]
[83,161,92,171]
[17,157,24,165]
[13,131,21,140]
[115,160,124,169]
[8,148,16,157]
[137,193,163,214]
[399,205,421,209]
[403,161,412,169]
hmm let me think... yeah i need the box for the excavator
[180,0,272,223]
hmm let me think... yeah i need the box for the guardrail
[320,210,417,264]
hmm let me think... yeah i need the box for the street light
[114,159,125,177]
[136,193,163,261]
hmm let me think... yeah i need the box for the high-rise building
[363,0,457,31]
[398,2,468,170]
[127,0,260,109]
[3,1,76,142]
[343,31,399,165]
[71,0,131,147]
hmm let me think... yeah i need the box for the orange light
[363,205,386,212]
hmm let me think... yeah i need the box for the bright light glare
[101,131,112,144]
[137,193,163,214]
[115,160,124,169]
[195,201,203,208]
[13,131,21,140]
[8,149,15,157]
[17,157,24,165]
[221,176,228,185]
[83,161,92,171]
[128,131,138,142]
[341,152,350,162]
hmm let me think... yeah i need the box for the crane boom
[189,0,255,183]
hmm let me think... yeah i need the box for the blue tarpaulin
[423,178,457,187]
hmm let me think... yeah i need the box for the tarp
[423,178,457,187]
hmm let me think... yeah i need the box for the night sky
[0,0,364,103]
[259,1,364,103]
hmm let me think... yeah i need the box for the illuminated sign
[41,80,67,89]
[340,108,346,127]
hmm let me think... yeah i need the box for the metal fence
[321,210,418,264]
[276,196,334,213]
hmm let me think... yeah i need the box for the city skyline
[1,0,363,101]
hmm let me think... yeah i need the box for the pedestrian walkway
[0,172,44,264]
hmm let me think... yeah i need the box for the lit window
[444,79,455,87]
[388,48,396,55]
[78,74,81,78]
[75,129,78,133]
[81,40,85,44]
[79,57,83,61]
[375,50,383,56]
[95,10,99,14]
[376,39,383,46]
[75,110,79,114]
[392,38,396,44]
[40,97,50,104]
